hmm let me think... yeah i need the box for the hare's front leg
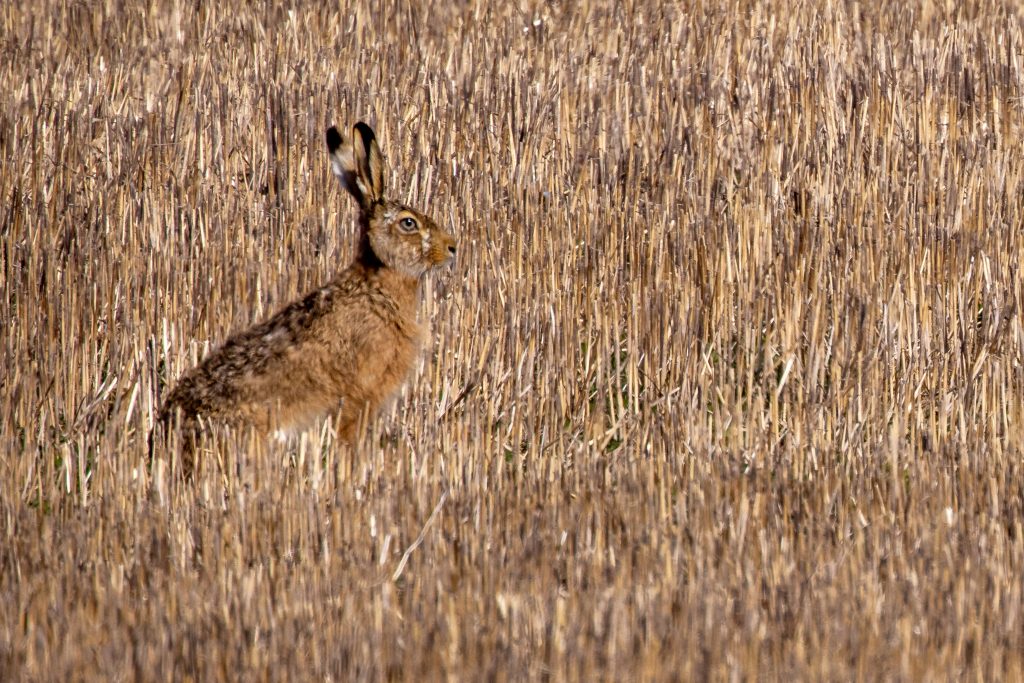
[329,309,422,445]
[333,355,416,444]
[335,391,379,445]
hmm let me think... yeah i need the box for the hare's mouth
[429,246,456,269]
[442,244,457,266]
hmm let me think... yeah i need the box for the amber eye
[399,217,418,232]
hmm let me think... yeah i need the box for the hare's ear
[351,122,385,204]
[327,126,364,207]
[326,123,385,208]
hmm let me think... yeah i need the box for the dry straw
[2,0,1023,679]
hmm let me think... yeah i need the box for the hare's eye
[399,217,418,232]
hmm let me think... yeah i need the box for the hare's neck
[374,268,420,310]
[355,233,384,269]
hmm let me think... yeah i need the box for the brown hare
[154,122,456,468]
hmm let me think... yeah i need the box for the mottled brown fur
[154,122,455,467]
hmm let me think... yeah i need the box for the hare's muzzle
[435,231,457,267]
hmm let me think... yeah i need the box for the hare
[154,122,456,467]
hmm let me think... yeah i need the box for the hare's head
[327,123,456,278]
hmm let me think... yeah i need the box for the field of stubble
[2,0,1024,679]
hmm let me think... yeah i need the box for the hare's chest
[350,316,423,405]
[390,316,427,372]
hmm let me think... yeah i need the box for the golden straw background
[2,0,1024,679]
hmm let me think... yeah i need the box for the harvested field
[2,0,1024,679]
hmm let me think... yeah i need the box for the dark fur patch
[325,126,343,153]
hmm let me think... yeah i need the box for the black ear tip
[353,121,377,146]
[325,126,343,152]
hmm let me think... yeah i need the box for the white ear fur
[330,145,355,183]
[354,173,374,202]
